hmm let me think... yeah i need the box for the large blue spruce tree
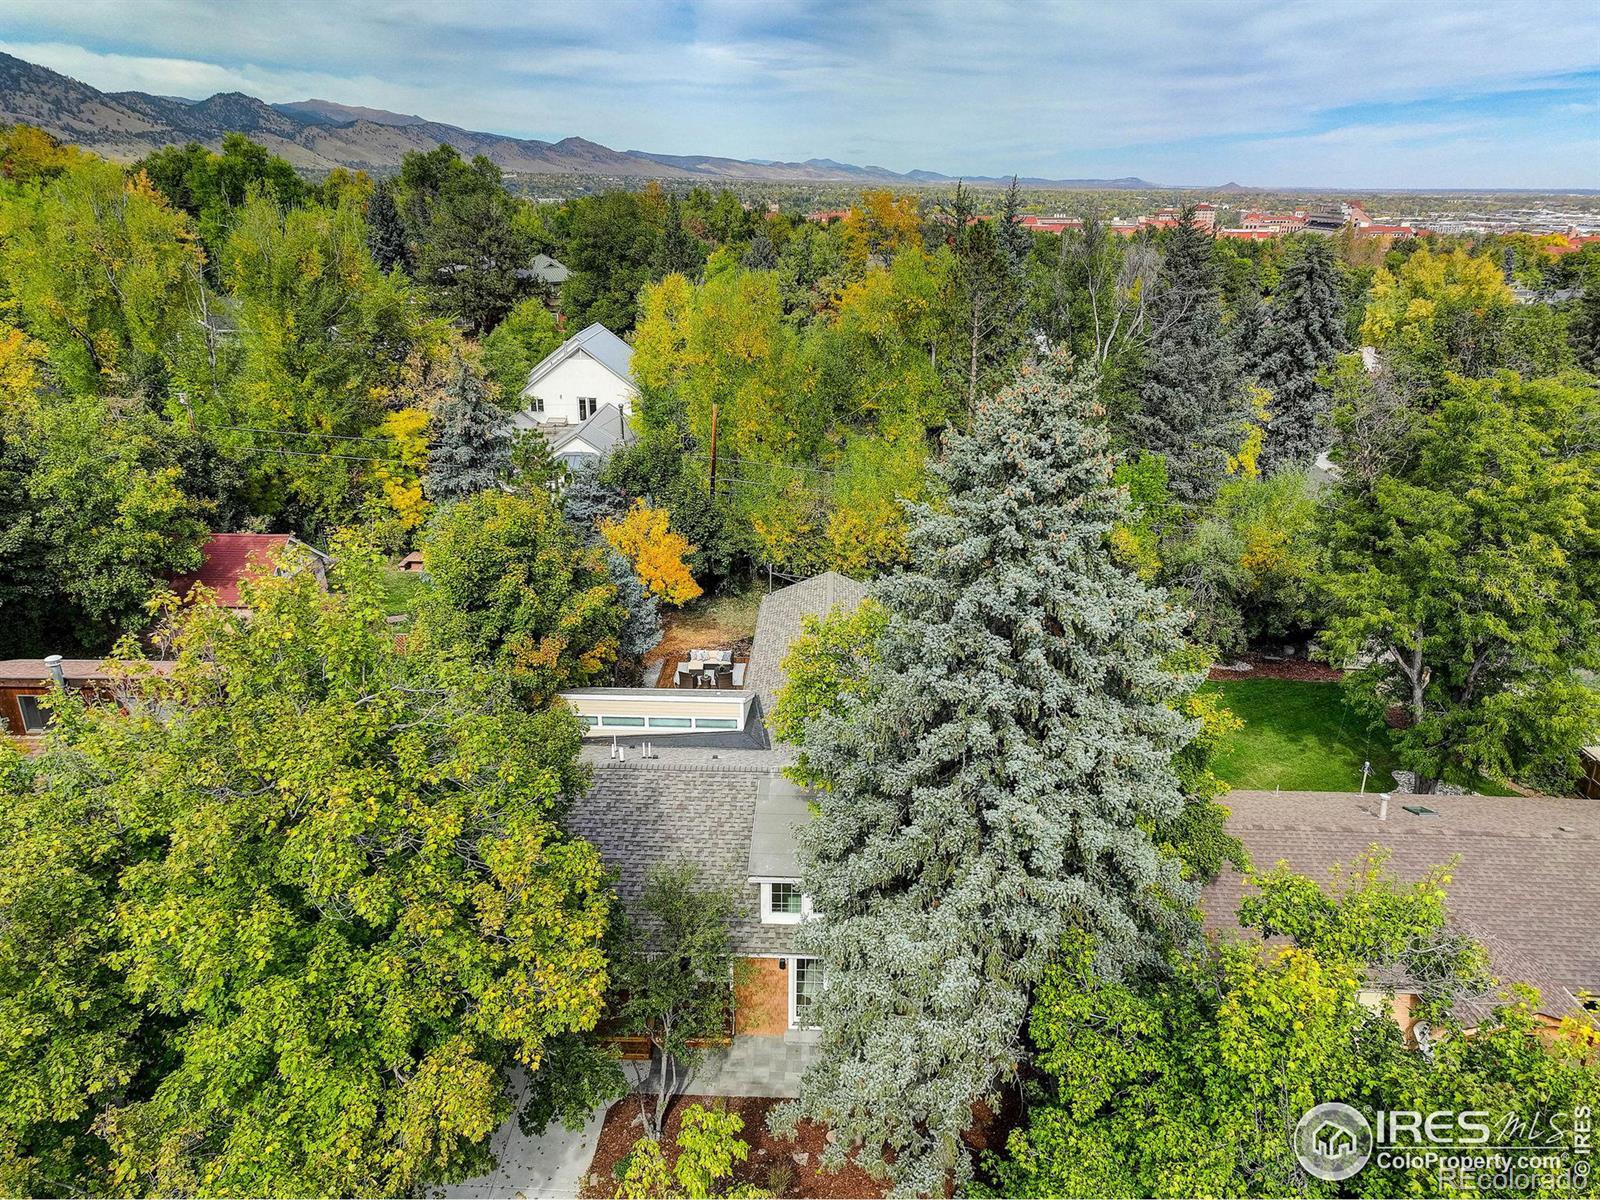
[424,352,509,505]
[778,351,1202,1195]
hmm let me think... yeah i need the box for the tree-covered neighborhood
[0,10,1599,1199]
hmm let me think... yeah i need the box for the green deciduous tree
[0,543,616,1196]
[481,296,563,403]
[774,353,1202,1194]
[615,1103,764,1200]
[1321,370,1600,792]
[416,489,623,706]
[1360,245,1516,381]
[0,157,202,397]
[611,864,742,1139]
[397,145,534,334]
[982,853,1599,1199]
[137,134,309,266]
[559,191,664,333]
[216,190,443,531]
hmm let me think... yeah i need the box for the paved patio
[437,1071,607,1200]
[628,1034,819,1099]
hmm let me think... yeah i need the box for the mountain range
[0,51,1165,188]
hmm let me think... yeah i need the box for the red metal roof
[167,533,291,608]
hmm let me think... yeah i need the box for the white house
[510,322,637,431]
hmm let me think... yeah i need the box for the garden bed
[579,1095,889,1199]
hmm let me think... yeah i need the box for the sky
[4,0,1599,189]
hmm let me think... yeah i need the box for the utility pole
[707,401,719,499]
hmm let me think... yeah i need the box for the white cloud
[2,0,1597,185]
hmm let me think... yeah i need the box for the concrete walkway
[627,1034,818,1099]
[439,1081,608,1200]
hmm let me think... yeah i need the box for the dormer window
[760,881,814,924]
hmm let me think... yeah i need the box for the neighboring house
[519,252,570,285]
[398,552,425,573]
[167,533,331,612]
[509,322,637,431]
[544,402,632,471]
[1204,790,1600,1032]
[1579,746,1600,800]
[0,655,174,740]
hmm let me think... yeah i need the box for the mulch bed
[579,1095,890,1199]
[1208,654,1344,683]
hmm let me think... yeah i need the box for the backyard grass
[1201,677,1519,795]
[1202,677,1407,793]
[375,565,429,618]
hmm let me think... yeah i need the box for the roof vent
[1402,804,1437,816]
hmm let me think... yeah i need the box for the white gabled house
[510,321,637,430]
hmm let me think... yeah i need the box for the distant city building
[1239,209,1307,232]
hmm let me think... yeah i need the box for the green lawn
[376,566,429,618]
[1201,677,1519,795]
[1201,677,1406,793]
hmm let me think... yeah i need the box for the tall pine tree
[1257,237,1347,470]
[1129,208,1243,503]
[365,178,411,275]
[425,352,509,505]
[777,351,1201,1195]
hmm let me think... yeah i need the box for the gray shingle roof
[524,253,569,284]
[1204,790,1600,1020]
[520,322,635,398]
[565,764,800,956]
[547,402,631,458]
[746,572,869,726]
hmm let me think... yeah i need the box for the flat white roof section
[559,688,756,737]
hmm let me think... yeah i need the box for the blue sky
[4,0,1598,188]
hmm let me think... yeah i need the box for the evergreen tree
[365,178,411,275]
[994,174,1032,283]
[776,352,1200,1195]
[1130,209,1243,503]
[1257,238,1347,470]
[425,352,509,505]
[604,547,662,662]
[1570,275,1600,373]
[654,193,701,278]
[560,461,628,534]
[1229,286,1270,381]
[740,229,778,271]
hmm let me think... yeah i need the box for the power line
[235,444,404,465]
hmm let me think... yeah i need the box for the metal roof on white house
[519,322,635,399]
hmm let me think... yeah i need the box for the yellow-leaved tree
[600,500,703,606]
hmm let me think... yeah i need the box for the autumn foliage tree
[600,499,703,606]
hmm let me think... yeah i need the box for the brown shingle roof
[1205,790,1600,1020]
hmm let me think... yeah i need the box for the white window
[16,694,50,734]
[528,394,545,415]
[578,396,598,420]
[790,957,824,1029]
[760,881,815,924]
